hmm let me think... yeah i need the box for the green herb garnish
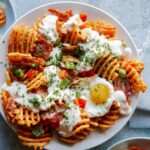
[29,98,40,106]
[119,69,126,78]
[15,69,24,78]
[75,91,81,98]
[65,61,75,70]
[58,42,63,49]
[58,78,70,89]
[32,126,43,137]
[56,51,62,61]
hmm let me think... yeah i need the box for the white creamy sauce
[58,103,81,137]
[108,40,132,58]
[50,46,59,58]
[61,14,83,33]
[2,82,43,112]
[77,28,132,72]
[39,15,58,43]
[114,90,131,116]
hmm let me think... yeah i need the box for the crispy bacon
[41,113,63,129]
[113,77,132,102]
[48,8,73,21]
[33,36,52,60]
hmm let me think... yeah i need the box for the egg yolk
[90,83,110,104]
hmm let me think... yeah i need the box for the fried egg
[75,76,115,118]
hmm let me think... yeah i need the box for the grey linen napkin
[129,31,150,128]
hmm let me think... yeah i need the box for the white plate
[0,2,139,150]
[107,137,150,150]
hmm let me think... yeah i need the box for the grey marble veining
[0,0,150,150]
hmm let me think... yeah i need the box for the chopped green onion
[59,78,70,89]
[65,61,75,70]
[32,126,43,137]
[119,69,126,78]
[63,113,69,120]
[58,42,63,49]
[56,51,62,61]
[75,91,81,98]
[29,98,40,106]
[15,69,24,78]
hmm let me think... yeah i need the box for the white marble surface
[0,0,150,150]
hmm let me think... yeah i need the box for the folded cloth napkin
[137,31,150,111]
[129,31,150,128]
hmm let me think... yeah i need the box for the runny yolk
[90,83,110,104]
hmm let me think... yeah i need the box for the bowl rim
[107,137,150,150]
[0,1,140,150]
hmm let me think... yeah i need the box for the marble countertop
[0,0,150,149]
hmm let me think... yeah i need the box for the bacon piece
[41,113,63,129]
[48,8,73,21]
[113,77,132,102]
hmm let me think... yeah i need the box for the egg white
[77,77,115,118]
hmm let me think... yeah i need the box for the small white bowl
[108,137,150,150]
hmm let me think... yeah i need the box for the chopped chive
[58,78,70,89]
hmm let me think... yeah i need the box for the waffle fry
[1,91,41,127]
[127,59,144,73]
[8,25,37,53]
[120,60,147,93]
[7,52,45,67]
[60,25,86,45]
[23,72,46,91]
[84,20,116,38]
[5,68,13,85]
[98,101,120,130]
[0,8,6,26]
[48,8,73,21]
[17,128,52,150]
[93,52,120,81]
[60,110,90,144]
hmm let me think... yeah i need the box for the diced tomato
[74,98,87,109]
[26,69,37,79]
[38,66,44,72]
[59,69,67,79]
[79,69,95,77]
[80,13,87,22]
[80,24,87,29]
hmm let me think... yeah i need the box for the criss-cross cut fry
[7,52,44,67]
[127,59,144,73]
[48,8,73,21]
[23,72,46,91]
[8,25,37,53]
[17,128,52,150]
[97,101,120,130]
[1,91,40,127]
[84,20,116,38]
[60,110,90,144]
[60,25,86,45]
[120,60,147,93]
[0,8,6,26]
[93,52,120,81]
[5,68,13,85]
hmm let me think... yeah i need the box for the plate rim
[0,1,140,150]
